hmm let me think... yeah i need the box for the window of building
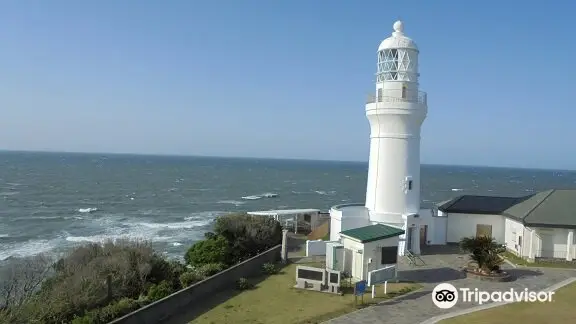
[381,246,398,264]
[408,180,413,190]
[402,84,407,99]
[377,88,382,101]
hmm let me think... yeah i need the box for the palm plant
[459,236,506,273]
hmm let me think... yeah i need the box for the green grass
[191,263,421,324]
[503,251,576,268]
[440,282,576,324]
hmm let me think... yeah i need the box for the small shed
[338,224,404,281]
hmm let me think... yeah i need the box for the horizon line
[0,149,573,172]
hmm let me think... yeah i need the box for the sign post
[354,280,366,306]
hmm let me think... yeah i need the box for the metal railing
[405,250,425,267]
[366,91,427,105]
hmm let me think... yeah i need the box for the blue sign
[354,280,367,296]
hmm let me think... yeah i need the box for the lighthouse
[364,21,427,256]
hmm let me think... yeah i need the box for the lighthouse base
[373,214,422,256]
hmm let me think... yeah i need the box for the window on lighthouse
[378,48,414,82]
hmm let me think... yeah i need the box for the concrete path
[323,252,576,324]
[420,277,576,324]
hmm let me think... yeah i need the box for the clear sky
[1,1,575,170]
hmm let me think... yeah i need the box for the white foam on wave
[78,207,98,213]
[314,190,336,195]
[65,233,175,244]
[451,188,463,192]
[241,193,279,200]
[136,219,211,230]
[0,238,61,261]
[241,195,262,200]
[0,191,19,196]
[1,211,224,261]
[0,234,9,238]
[218,200,245,206]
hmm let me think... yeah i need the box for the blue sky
[1,1,575,170]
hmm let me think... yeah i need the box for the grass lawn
[440,282,576,324]
[503,251,576,269]
[191,263,421,324]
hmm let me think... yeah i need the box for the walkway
[323,251,576,324]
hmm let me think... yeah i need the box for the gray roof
[438,189,576,228]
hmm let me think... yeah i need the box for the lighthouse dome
[378,20,418,51]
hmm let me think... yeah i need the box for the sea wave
[314,190,336,195]
[0,211,223,261]
[217,200,245,206]
[0,191,19,196]
[0,238,61,261]
[241,193,279,200]
[451,188,463,192]
[291,190,336,195]
[78,207,98,213]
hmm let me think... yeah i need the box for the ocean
[1,151,576,263]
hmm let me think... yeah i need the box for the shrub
[214,213,282,264]
[70,297,142,324]
[146,280,174,302]
[459,236,506,272]
[179,271,203,287]
[262,262,279,275]
[195,263,226,277]
[184,235,231,266]
[2,240,183,324]
[236,277,253,290]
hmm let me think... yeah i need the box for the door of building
[476,224,493,238]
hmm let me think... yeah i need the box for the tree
[0,254,53,321]
[459,236,506,272]
[1,240,184,324]
[184,235,230,266]
[214,213,282,263]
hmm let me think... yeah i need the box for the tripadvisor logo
[431,283,554,309]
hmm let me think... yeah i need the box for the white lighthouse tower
[364,21,427,256]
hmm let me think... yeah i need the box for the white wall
[330,216,342,242]
[446,213,505,243]
[416,208,446,245]
[306,240,329,257]
[341,236,399,281]
[533,227,572,259]
[504,218,525,255]
[341,237,364,280]
[329,204,370,241]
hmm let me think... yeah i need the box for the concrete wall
[306,240,332,256]
[446,213,505,243]
[109,245,281,324]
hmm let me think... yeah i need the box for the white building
[436,189,576,262]
[329,224,404,280]
[330,20,427,256]
[327,21,576,264]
